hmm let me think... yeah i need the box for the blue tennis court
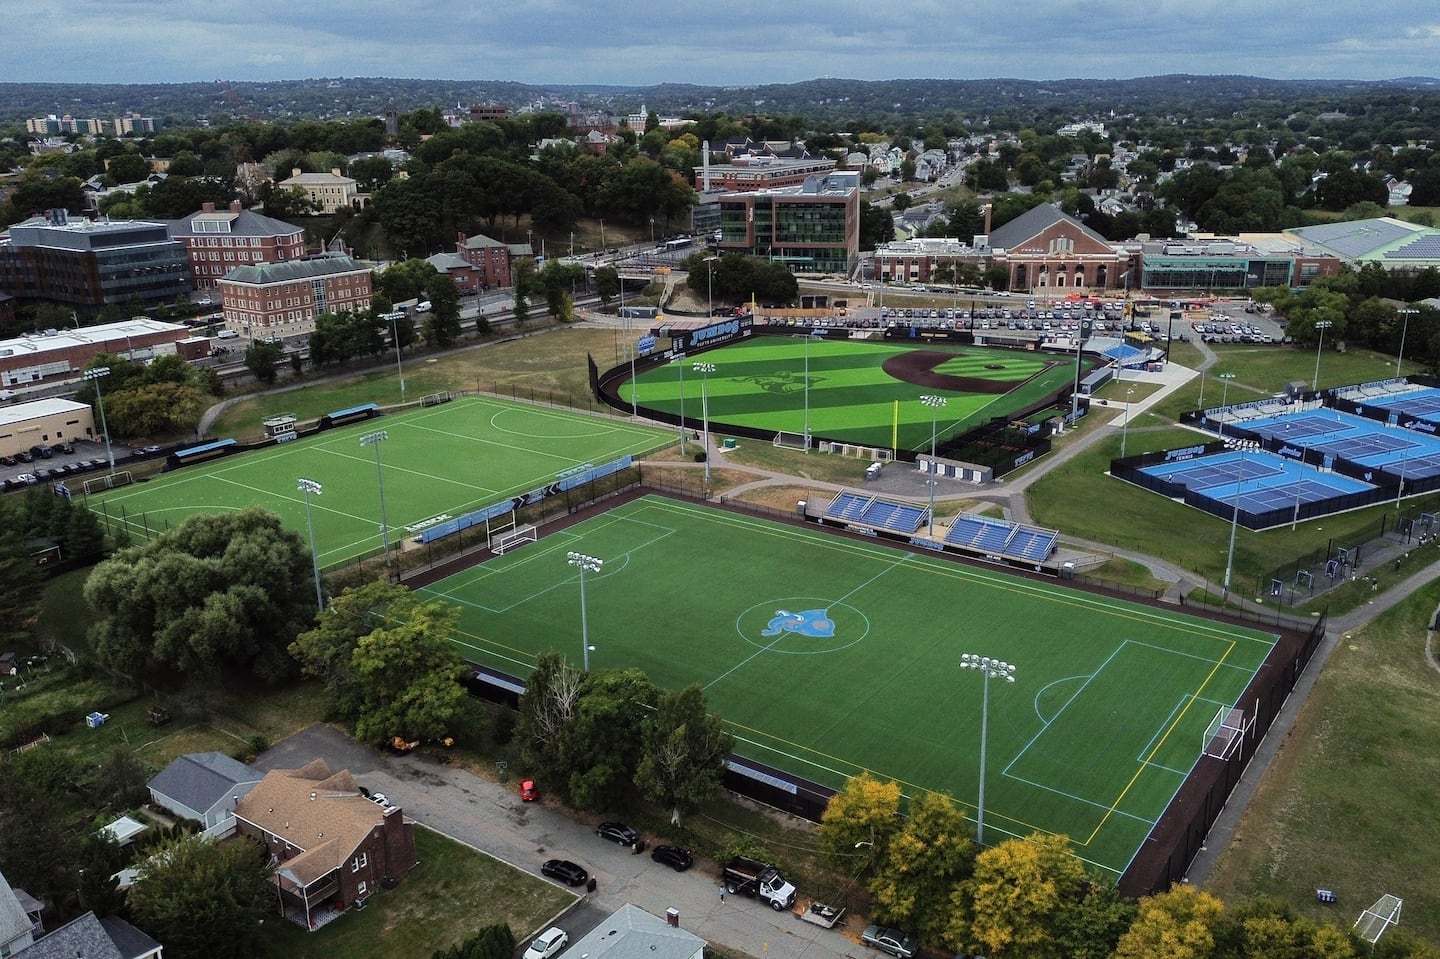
[1236,408,1440,477]
[1142,455,1284,489]
[1139,449,1374,507]
[1352,385,1440,422]
[1211,478,1373,513]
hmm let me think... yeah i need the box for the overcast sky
[7,0,1439,86]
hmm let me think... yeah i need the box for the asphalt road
[255,725,865,959]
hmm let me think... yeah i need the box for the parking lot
[1,438,164,492]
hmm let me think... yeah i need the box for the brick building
[217,253,372,340]
[234,760,417,927]
[168,201,306,290]
[455,233,529,289]
[0,318,191,392]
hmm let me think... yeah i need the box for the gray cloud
[4,0,1438,85]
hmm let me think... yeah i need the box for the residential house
[147,751,263,838]
[563,904,705,959]
[8,912,161,959]
[233,760,417,929]
[456,232,524,289]
[1,869,38,957]
[424,251,482,295]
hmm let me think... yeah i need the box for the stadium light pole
[387,311,406,405]
[1121,387,1135,459]
[797,331,822,452]
[1312,320,1333,392]
[1397,307,1418,377]
[959,653,1016,847]
[921,394,947,537]
[359,430,392,566]
[672,352,688,454]
[83,367,115,475]
[694,361,716,490]
[704,256,719,318]
[1217,372,1236,440]
[567,551,603,671]
[1222,438,1255,602]
[297,478,324,611]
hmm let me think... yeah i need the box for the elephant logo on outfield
[761,608,835,638]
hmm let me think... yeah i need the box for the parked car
[0,455,13,467]
[650,845,694,871]
[596,821,640,846]
[523,927,569,959]
[861,926,918,959]
[519,778,538,802]
[541,859,588,886]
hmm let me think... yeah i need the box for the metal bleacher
[823,492,926,533]
[823,493,1058,561]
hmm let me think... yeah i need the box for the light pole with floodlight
[959,653,1016,846]
[920,394,947,536]
[672,352,688,454]
[704,256,718,318]
[798,331,821,452]
[694,361,716,489]
[359,430,392,566]
[1222,438,1257,601]
[1312,320,1333,392]
[1121,386,1135,458]
[1397,307,1418,377]
[567,551,602,671]
[1217,372,1236,440]
[387,310,406,404]
[83,367,115,474]
[297,478,324,611]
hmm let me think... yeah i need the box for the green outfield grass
[420,495,1279,880]
[621,337,1081,451]
[87,397,672,567]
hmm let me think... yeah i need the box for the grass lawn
[1203,579,1440,944]
[422,495,1278,880]
[91,396,671,568]
[625,337,1076,452]
[257,826,573,959]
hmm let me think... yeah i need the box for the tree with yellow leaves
[818,772,902,871]
[951,832,1085,958]
[1113,883,1225,959]
[867,791,975,945]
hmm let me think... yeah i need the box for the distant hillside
[2,74,1438,129]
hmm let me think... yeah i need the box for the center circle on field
[737,597,870,654]
[488,408,606,440]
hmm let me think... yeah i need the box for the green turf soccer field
[87,397,672,567]
[619,337,1082,451]
[421,495,1279,880]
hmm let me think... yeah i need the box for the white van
[217,329,240,340]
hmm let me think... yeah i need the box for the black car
[650,844,694,872]
[540,859,588,887]
[596,821,640,846]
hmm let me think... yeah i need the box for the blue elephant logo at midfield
[761,608,835,638]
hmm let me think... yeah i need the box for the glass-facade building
[716,173,860,275]
[0,214,190,309]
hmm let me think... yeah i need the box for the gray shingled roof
[562,904,705,959]
[148,751,260,814]
[0,870,32,952]
[15,911,159,959]
[168,207,303,239]
[1289,217,1428,260]
[988,202,1110,250]
[461,233,507,250]
[223,253,367,285]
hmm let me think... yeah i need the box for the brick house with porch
[233,760,416,929]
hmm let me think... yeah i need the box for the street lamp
[1121,386,1135,458]
[704,256,719,317]
[566,551,603,671]
[1222,439,1258,602]
[297,478,324,611]
[83,367,115,474]
[1312,320,1333,392]
[920,394,947,536]
[1397,307,1419,377]
[959,653,1017,846]
[359,430,392,566]
[694,361,716,490]
[1217,372,1236,440]
[387,310,406,404]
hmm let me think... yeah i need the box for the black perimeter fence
[400,469,1325,897]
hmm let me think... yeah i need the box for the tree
[1113,884,1225,959]
[595,265,620,306]
[424,272,463,348]
[635,684,734,826]
[513,258,535,326]
[867,791,974,944]
[0,765,82,910]
[0,499,45,649]
[127,834,273,959]
[106,151,152,184]
[860,201,896,250]
[818,772,902,870]
[891,192,913,212]
[85,508,314,684]
[957,832,1085,958]
[243,339,284,385]
[290,581,483,744]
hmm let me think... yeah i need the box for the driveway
[255,725,864,959]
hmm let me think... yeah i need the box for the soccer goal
[1354,894,1402,944]
[491,524,537,555]
[773,431,809,451]
[1203,706,1250,761]
[82,470,133,495]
